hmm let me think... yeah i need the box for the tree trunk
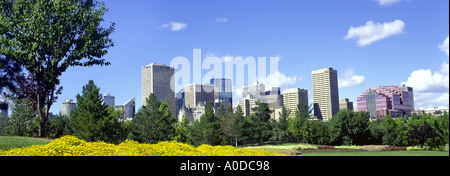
[37,94,47,137]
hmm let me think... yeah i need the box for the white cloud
[402,62,449,110]
[215,17,228,23]
[414,93,449,110]
[375,0,402,6]
[257,71,300,91]
[401,62,449,93]
[338,67,365,88]
[439,36,449,56]
[161,22,188,31]
[344,20,405,47]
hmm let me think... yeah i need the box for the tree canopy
[0,0,115,137]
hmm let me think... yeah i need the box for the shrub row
[0,136,287,156]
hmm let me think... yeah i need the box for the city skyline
[48,0,448,114]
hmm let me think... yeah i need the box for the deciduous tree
[0,0,115,137]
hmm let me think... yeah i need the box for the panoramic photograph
[0,0,449,171]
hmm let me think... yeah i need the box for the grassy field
[302,151,449,156]
[242,142,449,156]
[0,136,53,151]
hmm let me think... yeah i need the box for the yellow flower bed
[0,136,287,156]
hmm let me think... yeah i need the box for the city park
[0,0,448,156]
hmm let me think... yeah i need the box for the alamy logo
[170,49,281,98]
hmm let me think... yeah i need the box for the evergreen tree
[288,101,312,143]
[6,98,35,136]
[200,101,221,145]
[173,116,190,144]
[232,105,246,146]
[67,80,123,144]
[128,94,176,144]
[271,106,293,142]
[249,99,273,144]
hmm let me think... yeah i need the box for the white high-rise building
[283,88,309,118]
[312,67,339,121]
[142,63,176,116]
[62,99,77,119]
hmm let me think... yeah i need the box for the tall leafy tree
[200,101,222,146]
[128,94,176,144]
[232,105,246,146]
[67,80,123,144]
[221,104,240,146]
[0,0,115,137]
[328,110,371,145]
[288,100,312,143]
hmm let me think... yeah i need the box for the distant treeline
[1,80,448,150]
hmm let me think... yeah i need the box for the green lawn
[301,151,449,156]
[242,142,449,156]
[0,136,53,151]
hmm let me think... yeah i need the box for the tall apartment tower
[62,99,77,119]
[142,63,176,116]
[312,67,339,121]
[184,84,215,109]
[102,94,115,107]
[283,88,309,118]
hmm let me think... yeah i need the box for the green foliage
[172,116,190,144]
[244,100,272,145]
[128,94,176,144]
[5,98,35,136]
[67,80,124,144]
[46,114,69,139]
[407,114,447,150]
[288,101,313,143]
[221,104,241,146]
[200,101,222,146]
[270,106,294,142]
[328,110,371,146]
[0,0,115,137]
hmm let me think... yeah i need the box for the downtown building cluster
[59,63,437,122]
[137,63,422,123]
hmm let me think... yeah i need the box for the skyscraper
[184,84,215,109]
[102,94,115,107]
[357,85,414,119]
[142,63,175,116]
[283,88,309,118]
[62,99,77,119]
[339,98,354,111]
[311,67,339,121]
[210,78,233,108]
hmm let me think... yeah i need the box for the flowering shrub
[0,136,287,156]
[297,145,318,150]
[406,146,422,151]
[334,146,361,150]
[383,146,407,151]
[317,146,335,149]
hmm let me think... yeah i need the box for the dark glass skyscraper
[210,78,233,108]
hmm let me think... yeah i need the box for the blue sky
[50,0,449,113]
